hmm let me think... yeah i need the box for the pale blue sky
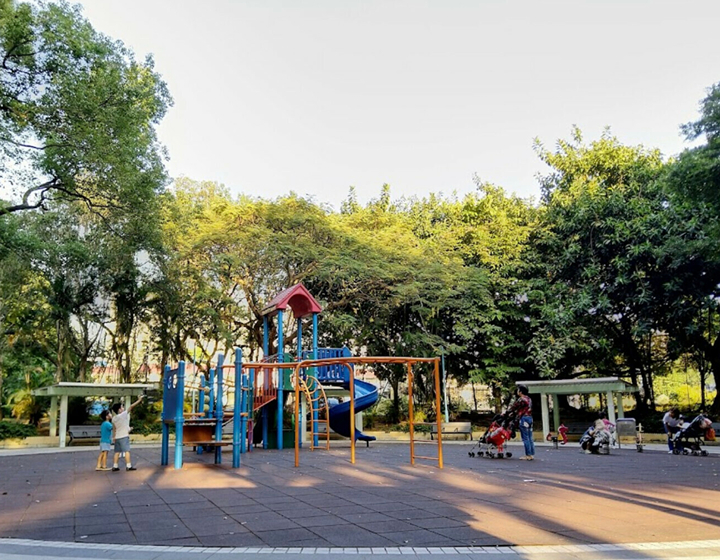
[78,0,719,209]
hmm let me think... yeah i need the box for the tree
[394,181,540,408]
[152,180,341,372]
[313,187,502,421]
[1,0,172,218]
[531,128,675,412]
[664,81,720,414]
[0,212,56,418]
[674,82,720,218]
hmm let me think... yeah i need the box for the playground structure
[161,284,444,469]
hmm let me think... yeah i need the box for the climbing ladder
[294,373,331,450]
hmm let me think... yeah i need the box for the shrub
[0,420,38,441]
[132,421,165,436]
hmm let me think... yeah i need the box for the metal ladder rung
[413,454,440,461]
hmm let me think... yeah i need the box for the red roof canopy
[261,284,323,319]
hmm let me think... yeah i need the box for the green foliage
[654,364,717,411]
[526,128,718,412]
[0,0,172,218]
[2,54,720,425]
[131,420,165,436]
[0,420,37,441]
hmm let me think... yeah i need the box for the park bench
[431,421,473,440]
[68,425,102,443]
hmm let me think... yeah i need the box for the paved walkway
[0,442,718,559]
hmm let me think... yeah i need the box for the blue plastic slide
[328,378,378,443]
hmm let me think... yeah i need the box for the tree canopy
[1,3,719,423]
[0,0,172,218]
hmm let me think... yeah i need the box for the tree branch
[0,178,61,216]
[1,137,73,151]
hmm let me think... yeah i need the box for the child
[95,410,113,471]
[558,422,569,445]
[111,394,144,471]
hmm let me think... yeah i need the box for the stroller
[672,414,713,456]
[579,421,612,454]
[468,411,518,459]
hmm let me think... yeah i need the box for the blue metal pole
[233,348,242,468]
[249,367,255,452]
[277,310,284,450]
[161,422,169,466]
[174,361,185,470]
[215,353,224,464]
[240,369,249,454]
[208,367,215,419]
[263,316,269,356]
[312,313,319,447]
[198,371,212,456]
[262,315,269,449]
[200,375,206,415]
[161,364,170,466]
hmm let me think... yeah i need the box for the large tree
[664,81,720,414]
[0,0,171,217]
[531,128,675,413]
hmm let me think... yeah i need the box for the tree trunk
[55,319,64,382]
[391,377,400,424]
[708,338,720,417]
[492,385,502,414]
[691,333,720,416]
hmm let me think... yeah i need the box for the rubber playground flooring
[0,442,718,548]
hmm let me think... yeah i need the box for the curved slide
[328,379,378,443]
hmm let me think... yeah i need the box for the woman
[662,408,680,453]
[509,384,534,461]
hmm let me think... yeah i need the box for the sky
[76,0,720,210]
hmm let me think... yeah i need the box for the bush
[0,420,38,441]
[132,421,165,436]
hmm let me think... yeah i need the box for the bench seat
[68,425,102,443]
[431,421,473,440]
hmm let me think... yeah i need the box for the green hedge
[0,421,38,441]
[132,421,166,436]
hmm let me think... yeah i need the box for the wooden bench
[431,421,473,440]
[68,425,102,443]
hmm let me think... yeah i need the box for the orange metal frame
[243,357,443,468]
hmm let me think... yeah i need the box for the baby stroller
[579,421,611,454]
[468,411,517,459]
[672,414,713,456]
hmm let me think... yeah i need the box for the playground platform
[0,442,718,559]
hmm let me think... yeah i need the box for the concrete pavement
[0,441,718,558]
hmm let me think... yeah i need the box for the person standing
[509,384,534,461]
[663,408,680,453]
[95,409,113,471]
[111,394,144,471]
